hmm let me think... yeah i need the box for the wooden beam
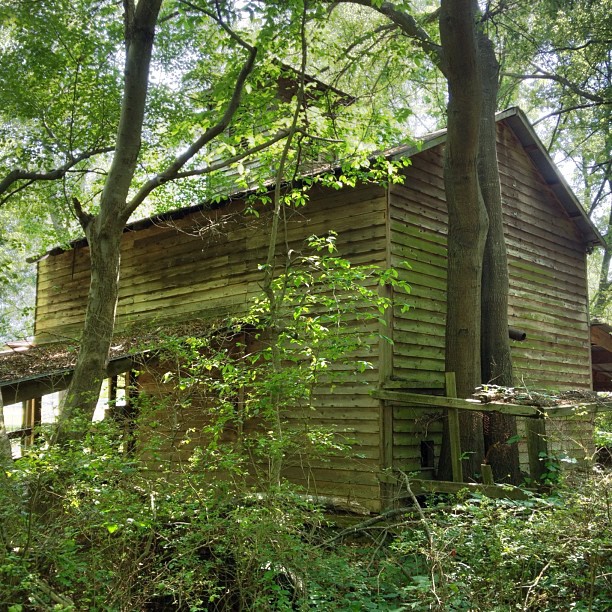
[0,356,136,405]
[1,371,73,405]
[591,325,612,353]
[378,280,394,508]
[445,372,463,483]
[526,418,548,481]
[372,389,541,417]
[480,463,494,485]
[372,388,612,418]
[408,478,530,501]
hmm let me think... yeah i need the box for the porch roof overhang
[0,318,233,405]
[0,342,140,405]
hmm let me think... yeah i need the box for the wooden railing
[373,372,612,496]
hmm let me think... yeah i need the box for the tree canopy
[0,0,610,461]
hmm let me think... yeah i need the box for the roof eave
[492,108,604,250]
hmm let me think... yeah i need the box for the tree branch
[502,65,605,104]
[72,196,94,229]
[126,44,258,214]
[179,0,255,52]
[0,146,114,205]
[333,0,444,74]
[532,102,603,126]
[172,129,290,180]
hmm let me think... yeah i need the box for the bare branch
[588,164,612,217]
[502,65,605,104]
[532,102,603,126]
[0,146,114,205]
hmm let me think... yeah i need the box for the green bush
[2,236,610,610]
[0,235,410,610]
[389,475,612,611]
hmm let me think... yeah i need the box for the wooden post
[24,397,41,446]
[526,417,548,482]
[481,463,494,485]
[378,276,395,508]
[445,372,463,483]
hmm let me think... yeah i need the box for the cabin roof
[42,107,604,259]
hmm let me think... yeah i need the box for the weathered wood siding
[33,116,593,502]
[388,120,592,473]
[35,183,389,510]
[497,125,591,389]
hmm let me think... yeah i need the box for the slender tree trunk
[477,29,521,483]
[54,222,123,443]
[54,0,163,444]
[437,0,488,481]
[592,178,612,319]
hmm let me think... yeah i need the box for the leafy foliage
[0,235,410,609]
[391,475,612,611]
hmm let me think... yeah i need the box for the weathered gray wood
[1,356,136,405]
[372,389,541,417]
[480,463,494,485]
[375,389,612,418]
[408,478,530,500]
[526,418,548,481]
[445,372,463,483]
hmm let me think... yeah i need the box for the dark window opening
[420,440,435,469]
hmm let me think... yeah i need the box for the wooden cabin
[0,107,603,511]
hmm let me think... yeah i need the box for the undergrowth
[1,441,610,610]
[1,236,610,609]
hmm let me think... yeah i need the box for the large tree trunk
[477,29,521,484]
[54,0,163,445]
[54,221,123,443]
[437,0,488,481]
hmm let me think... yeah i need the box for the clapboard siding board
[36,186,388,338]
[387,119,592,476]
[34,181,389,510]
[136,360,384,511]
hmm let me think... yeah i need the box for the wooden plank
[0,356,135,405]
[380,196,394,506]
[445,372,463,483]
[384,378,445,391]
[408,478,530,501]
[373,389,541,417]
[591,325,612,353]
[480,463,494,485]
[526,418,548,481]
